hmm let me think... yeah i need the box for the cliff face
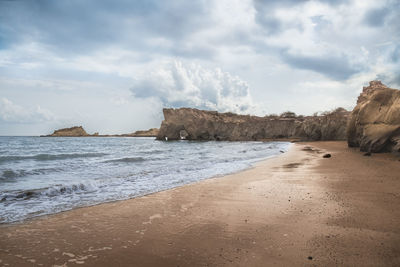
[47,126,89,137]
[156,108,349,141]
[347,81,400,152]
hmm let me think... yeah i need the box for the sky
[0,0,399,135]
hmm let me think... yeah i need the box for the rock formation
[347,81,400,153]
[156,108,349,141]
[46,126,89,137]
[44,126,159,137]
[128,128,159,137]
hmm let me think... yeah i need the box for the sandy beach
[0,141,399,266]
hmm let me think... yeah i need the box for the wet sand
[1,141,399,266]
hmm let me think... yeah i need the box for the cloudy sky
[0,0,399,135]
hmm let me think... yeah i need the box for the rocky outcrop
[156,108,349,141]
[128,128,159,137]
[44,126,159,137]
[347,81,400,153]
[46,126,89,137]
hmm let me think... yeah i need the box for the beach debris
[308,256,313,260]
[323,153,331,158]
[364,152,372,156]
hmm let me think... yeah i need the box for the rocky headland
[156,80,400,154]
[44,126,159,137]
[45,81,399,154]
[156,108,349,141]
[347,80,400,153]
[46,126,90,137]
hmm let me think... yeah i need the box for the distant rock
[44,127,159,137]
[46,126,89,137]
[347,81,400,153]
[128,128,159,137]
[156,108,349,141]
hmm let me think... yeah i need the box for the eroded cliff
[156,108,349,141]
[347,81,400,152]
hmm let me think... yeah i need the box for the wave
[1,169,31,181]
[139,149,166,155]
[104,157,146,163]
[1,167,64,181]
[1,170,25,180]
[1,182,91,202]
[0,152,108,164]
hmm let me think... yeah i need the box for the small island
[43,126,159,137]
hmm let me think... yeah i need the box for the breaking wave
[0,153,108,164]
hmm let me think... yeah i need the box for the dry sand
[0,141,399,266]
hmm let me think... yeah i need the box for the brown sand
[0,141,399,266]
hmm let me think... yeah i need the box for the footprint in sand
[62,252,75,258]
[142,213,163,225]
[87,246,112,252]
[180,203,194,212]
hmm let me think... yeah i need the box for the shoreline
[0,141,399,266]
[0,141,291,226]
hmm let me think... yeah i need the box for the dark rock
[179,129,189,140]
[323,153,331,158]
[308,256,313,260]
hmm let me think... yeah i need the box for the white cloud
[0,98,56,123]
[131,61,258,114]
[0,0,399,134]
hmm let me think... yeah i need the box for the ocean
[0,137,290,223]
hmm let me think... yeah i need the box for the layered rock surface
[347,81,400,152]
[156,108,349,141]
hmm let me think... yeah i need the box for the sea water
[0,137,291,223]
